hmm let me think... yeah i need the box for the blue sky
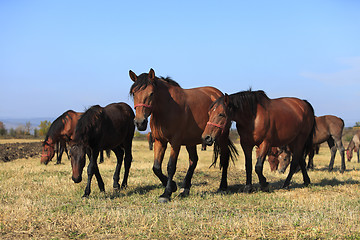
[1,1,359,127]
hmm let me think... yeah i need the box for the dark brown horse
[202,90,315,192]
[277,115,346,173]
[147,132,154,150]
[41,110,82,165]
[70,103,135,197]
[347,130,360,163]
[129,68,237,203]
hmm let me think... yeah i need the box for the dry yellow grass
[0,139,359,239]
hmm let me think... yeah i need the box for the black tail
[303,100,316,157]
[211,137,238,169]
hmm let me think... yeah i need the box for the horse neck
[347,139,355,151]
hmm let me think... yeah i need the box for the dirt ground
[0,141,42,162]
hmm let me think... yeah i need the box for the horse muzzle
[134,118,148,131]
[72,175,82,183]
[202,135,215,146]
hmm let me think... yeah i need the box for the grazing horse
[70,103,135,197]
[147,132,154,150]
[277,115,346,173]
[202,90,315,191]
[256,146,291,172]
[41,110,82,165]
[129,68,237,203]
[347,130,360,163]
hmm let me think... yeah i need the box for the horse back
[313,115,344,143]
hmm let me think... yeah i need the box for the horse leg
[159,144,180,203]
[83,150,104,197]
[241,144,254,193]
[334,137,346,173]
[112,147,124,190]
[179,145,198,198]
[283,147,310,188]
[298,151,311,186]
[327,138,337,172]
[307,148,314,169]
[255,142,269,192]
[56,142,64,164]
[121,142,133,189]
[99,151,104,164]
[152,140,169,187]
[357,149,360,163]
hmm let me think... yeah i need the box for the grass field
[0,139,359,239]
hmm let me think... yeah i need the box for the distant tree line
[0,120,51,138]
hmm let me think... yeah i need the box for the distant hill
[0,117,54,131]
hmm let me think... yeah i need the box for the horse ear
[148,68,155,83]
[129,70,138,82]
[224,93,229,106]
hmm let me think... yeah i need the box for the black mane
[129,73,180,96]
[212,90,270,116]
[43,110,75,145]
[73,105,103,145]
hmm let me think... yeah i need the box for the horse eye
[219,113,225,117]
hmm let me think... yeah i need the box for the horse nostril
[204,135,213,145]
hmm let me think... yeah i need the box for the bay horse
[346,130,360,163]
[41,110,82,165]
[277,115,346,173]
[41,110,106,165]
[202,90,315,191]
[70,102,135,197]
[129,68,237,203]
[256,146,291,172]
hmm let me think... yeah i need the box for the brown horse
[147,132,154,150]
[277,115,346,173]
[41,110,82,165]
[347,130,360,163]
[202,90,315,192]
[70,103,135,197]
[256,146,291,172]
[129,68,237,203]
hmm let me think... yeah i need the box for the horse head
[41,140,55,165]
[70,144,87,183]
[129,68,156,131]
[201,94,230,146]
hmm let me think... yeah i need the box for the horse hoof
[82,194,89,198]
[121,184,128,189]
[282,184,290,190]
[179,188,190,198]
[243,185,253,193]
[261,183,270,192]
[158,197,170,203]
[113,187,120,192]
[328,168,333,172]
[303,182,311,187]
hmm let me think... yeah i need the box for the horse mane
[73,105,103,144]
[43,110,75,145]
[212,89,270,116]
[129,73,180,96]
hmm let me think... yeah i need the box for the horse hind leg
[254,143,270,192]
[307,148,315,170]
[179,145,198,198]
[112,147,124,190]
[121,143,133,189]
[283,147,310,189]
[334,137,346,173]
[327,138,337,172]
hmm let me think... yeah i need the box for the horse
[41,110,82,165]
[276,115,346,173]
[147,132,154,150]
[256,146,291,172]
[202,90,315,192]
[70,102,135,197]
[346,130,360,163]
[41,110,107,165]
[129,68,237,203]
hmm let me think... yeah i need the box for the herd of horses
[40,68,360,202]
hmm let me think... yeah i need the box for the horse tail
[303,100,316,157]
[211,137,238,169]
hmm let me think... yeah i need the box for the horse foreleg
[255,143,269,192]
[334,137,346,173]
[83,150,102,197]
[99,151,104,164]
[159,144,180,203]
[112,147,124,190]
[241,144,253,193]
[92,150,105,193]
[152,140,168,187]
[179,145,198,197]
